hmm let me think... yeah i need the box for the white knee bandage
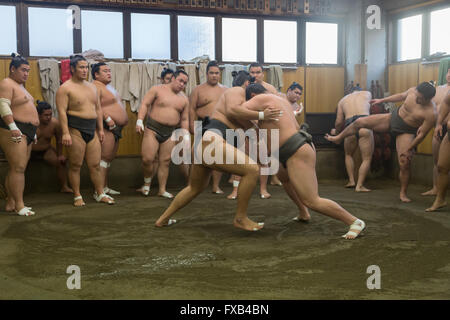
[0,98,13,117]
[233,180,240,188]
[100,160,110,168]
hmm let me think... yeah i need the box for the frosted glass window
[82,10,123,59]
[0,5,17,55]
[430,7,450,55]
[397,15,422,61]
[305,22,338,64]
[178,16,215,61]
[264,20,297,63]
[29,7,73,57]
[131,13,170,59]
[222,18,256,62]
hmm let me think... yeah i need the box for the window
[178,16,215,61]
[264,20,297,63]
[222,18,257,62]
[81,10,123,59]
[305,22,338,64]
[0,5,17,55]
[131,13,170,59]
[28,7,73,57]
[430,7,450,56]
[397,15,422,61]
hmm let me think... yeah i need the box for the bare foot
[233,217,264,231]
[5,197,15,212]
[345,182,356,188]
[400,194,412,203]
[155,218,177,227]
[355,186,371,192]
[212,188,224,194]
[260,191,271,199]
[270,176,282,186]
[421,188,437,196]
[227,192,237,200]
[324,133,342,144]
[74,196,85,207]
[342,219,366,240]
[60,186,73,193]
[425,200,447,212]
[293,209,311,223]
[136,184,150,196]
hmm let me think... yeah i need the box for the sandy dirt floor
[0,178,449,300]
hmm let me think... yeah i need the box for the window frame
[390,3,450,64]
[2,2,344,67]
[0,2,19,57]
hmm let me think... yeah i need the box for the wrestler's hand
[370,99,383,105]
[264,106,283,121]
[400,149,414,162]
[10,129,22,143]
[107,118,116,130]
[98,130,105,144]
[62,133,72,146]
[434,124,443,140]
[136,119,144,134]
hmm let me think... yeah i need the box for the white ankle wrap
[144,177,152,184]
[233,180,240,188]
[100,160,110,168]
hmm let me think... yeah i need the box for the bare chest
[68,85,97,108]
[155,93,186,112]
[12,85,34,106]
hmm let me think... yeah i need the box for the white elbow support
[136,119,144,130]
[258,111,264,120]
[0,98,13,117]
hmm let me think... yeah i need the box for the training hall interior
[0,0,449,300]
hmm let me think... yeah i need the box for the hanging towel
[38,59,60,116]
[183,64,197,96]
[60,59,71,84]
[268,65,284,91]
[437,57,450,85]
[109,62,131,103]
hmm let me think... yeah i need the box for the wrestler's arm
[334,99,345,133]
[0,81,15,126]
[56,86,71,146]
[53,118,63,157]
[180,97,190,132]
[371,88,410,105]
[227,91,279,120]
[436,92,450,130]
[94,85,104,134]
[407,109,436,151]
[188,87,199,134]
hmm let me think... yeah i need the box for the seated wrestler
[31,100,72,193]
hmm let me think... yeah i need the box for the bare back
[340,91,371,119]
[0,78,38,125]
[211,87,253,131]
[148,85,188,127]
[94,81,128,126]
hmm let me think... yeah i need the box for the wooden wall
[1,58,344,156]
[388,61,440,155]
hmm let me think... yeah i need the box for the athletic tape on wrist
[8,122,19,131]
[258,111,264,120]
